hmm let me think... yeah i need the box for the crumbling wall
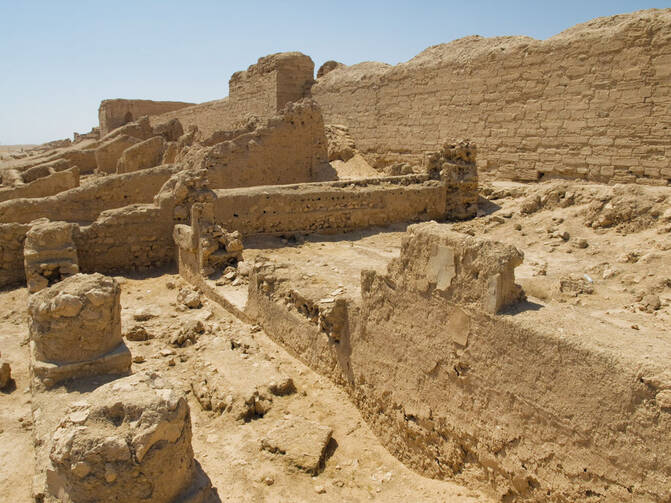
[0,167,79,203]
[229,52,314,117]
[0,165,178,224]
[75,169,215,274]
[75,205,174,274]
[98,99,194,136]
[312,9,671,185]
[181,99,328,188]
[151,52,314,138]
[246,222,671,501]
[212,175,447,235]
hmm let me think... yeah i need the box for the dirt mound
[584,184,669,233]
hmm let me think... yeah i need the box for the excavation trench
[180,223,671,503]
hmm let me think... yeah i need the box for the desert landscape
[1,7,670,502]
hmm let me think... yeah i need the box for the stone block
[24,219,79,293]
[46,372,209,502]
[116,136,166,174]
[28,273,130,387]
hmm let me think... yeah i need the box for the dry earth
[0,269,489,502]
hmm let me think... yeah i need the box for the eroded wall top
[98,99,194,136]
[312,8,671,185]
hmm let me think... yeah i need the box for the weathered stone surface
[24,219,79,293]
[261,416,333,474]
[46,372,201,503]
[29,273,122,364]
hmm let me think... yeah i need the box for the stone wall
[99,99,194,136]
[0,165,178,224]
[76,205,175,274]
[0,223,30,287]
[0,167,79,204]
[311,9,671,185]
[212,175,447,236]
[180,99,328,189]
[246,222,671,501]
[151,52,314,138]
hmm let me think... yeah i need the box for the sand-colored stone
[46,372,208,503]
[28,273,131,387]
[23,219,79,293]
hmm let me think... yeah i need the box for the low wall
[0,167,79,203]
[0,165,178,224]
[311,9,671,184]
[246,222,671,502]
[152,52,314,138]
[0,223,30,287]
[212,175,446,235]
[76,205,175,274]
[98,99,194,136]
[182,99,328,189]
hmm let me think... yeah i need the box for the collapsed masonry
[25,272,211,502]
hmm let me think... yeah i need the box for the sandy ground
[0,270,488,502]
[1,179,669,502]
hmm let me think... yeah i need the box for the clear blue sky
[1,1,668,144]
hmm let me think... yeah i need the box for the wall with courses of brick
[179,99,328,189]
[311,9,671,185]
[98,99,194,136]
[151,52,314,138]
[211,175,448,236]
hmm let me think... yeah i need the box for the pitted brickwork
[312,9,671,185]
[98,99,194,136]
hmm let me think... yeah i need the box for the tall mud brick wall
[99,99,194,136]
[151,52,314,138]
[312,10,671,185]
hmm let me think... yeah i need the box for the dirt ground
[1,179,669,502]
[0,270,489,502]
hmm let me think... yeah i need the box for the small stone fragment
[133,307,158,321]
[124,325,152,341]
[261,415,333,474]
[178,288,202,309]
[640,294,661,312]
[0,360,12,390]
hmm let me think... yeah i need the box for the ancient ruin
[1,8,671,502]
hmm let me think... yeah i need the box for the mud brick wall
[312,10,671,185]
[76,205,175,274]
[99,99,194,136]
[182,99,328,189]
[0,166,177,224]
[212,175,446,236]
[152,53,314,138]
[0,167,79,204]
[0,223,30,287]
